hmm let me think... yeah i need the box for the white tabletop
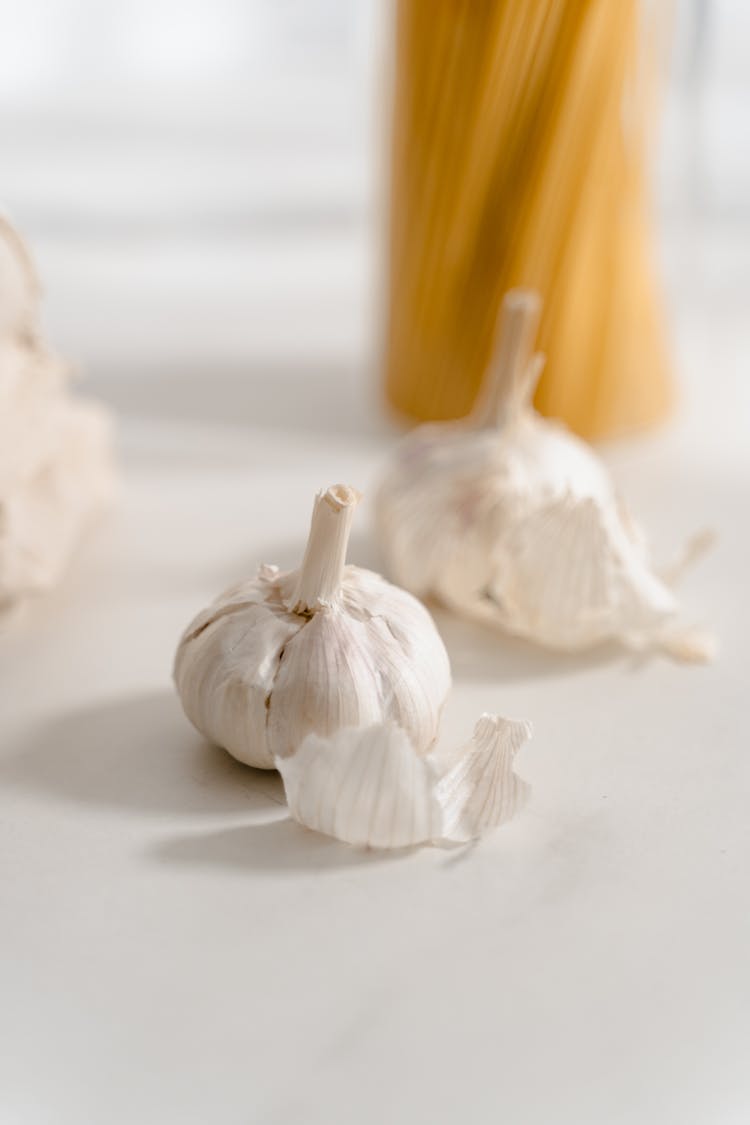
[1,218,749,1124]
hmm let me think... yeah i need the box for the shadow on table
[426,607,627,683]
[150,818,415,875]
[2,690,285,817]
[3,690,418,871]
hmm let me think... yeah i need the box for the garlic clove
[267,610,391,760]
[436,715,532,843]
[173,571,300,769]
[276,724,444,849]
[270,558,452,761]
[176,563,282,646]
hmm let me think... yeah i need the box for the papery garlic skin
[277,713,532,848]
[376,290,706,657]
[436,714,532,842]
[0,216,115,607]
[174,485,451,769]
[278,724,445,848]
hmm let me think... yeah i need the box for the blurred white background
[0,0,747,415]
[0,0,381,395]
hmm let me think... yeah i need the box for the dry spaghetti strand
[384,0,672,440]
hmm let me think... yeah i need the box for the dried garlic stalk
[174,485,531,848]
[0,216,115,608]
[376,290,714,661]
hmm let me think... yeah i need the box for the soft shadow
[431,607,627,683]
[1,691,285,817]
[150,817,414,875]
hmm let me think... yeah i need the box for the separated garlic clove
[174,484,451,770]
[173,484,532,849]
[376,290,713,660]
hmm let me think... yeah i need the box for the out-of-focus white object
[174,483,531,849]
[376,290,714,662]
[0,216,115,609]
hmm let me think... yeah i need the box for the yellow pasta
[384,0,672,440]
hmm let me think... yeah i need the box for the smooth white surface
[1,214,750,1125]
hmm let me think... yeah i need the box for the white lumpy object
[278,725,445,849]
[174,486,451,770]
[174,485,532,849]
[0,216,115,608]
[376,290,713,660]
[278,714,531,848]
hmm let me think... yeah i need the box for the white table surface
[1,218,749,1125]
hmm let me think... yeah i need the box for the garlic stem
[291,484,360,613]
[476,289,541,427]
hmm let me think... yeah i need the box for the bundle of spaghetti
[384,0,671,439]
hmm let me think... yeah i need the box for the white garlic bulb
[376,290,713,660]
[0,216,115,608]
[174,484,531,848]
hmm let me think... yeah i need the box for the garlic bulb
[376,290,713,660]
[174,484,531,848]
[0,216,115,608]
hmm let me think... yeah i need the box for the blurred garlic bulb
[376,290,713,661]
[174,484,531,848]
[0,216,115,608]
